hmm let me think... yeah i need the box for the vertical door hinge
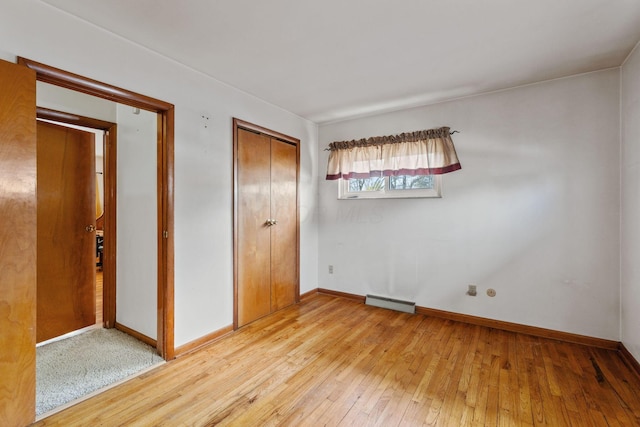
[163,230,169,239]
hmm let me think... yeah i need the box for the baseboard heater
[365,294,416,314]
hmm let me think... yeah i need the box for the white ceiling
[43,0,640,124]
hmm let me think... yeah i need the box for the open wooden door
[36,121,96,343]
[0,59,37,426]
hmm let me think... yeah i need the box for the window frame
[338,175,442,200]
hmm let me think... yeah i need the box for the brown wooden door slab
[37,121,96,343]
[237,128,272,327]
[270,139,297,311]
[0,59,37,427]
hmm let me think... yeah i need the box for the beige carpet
[36,328,164,416]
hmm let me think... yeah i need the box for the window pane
[389,175,434,190]
[348,177,385,192]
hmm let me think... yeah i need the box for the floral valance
[325,126,461,180]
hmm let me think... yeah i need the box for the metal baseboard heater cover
[365,294,416,314]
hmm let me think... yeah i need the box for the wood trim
[161,107,175,360]
[174,325,234,358]
[300,289,319,300]
[618,343,640,380]
[232,119,239,330]
[36,107,118,329]
[18,58,172,111]
[415,306,619,350]
[114,322,157,349]
[233,119,299,145]
[316,288,619,350]
[317,288,366,303]
[103,126,117,329]
[21,57,175,360]
[37,107,114,130]
[295,129,301,305]
[232,118,301,329]
[157,107,175,360]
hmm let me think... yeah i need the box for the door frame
[20,58,175,359]
[232,118,300,330]
[37,107,117,329]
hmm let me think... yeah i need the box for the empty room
[2,1,640,426]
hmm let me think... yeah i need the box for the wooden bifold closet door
[236,124,299,328]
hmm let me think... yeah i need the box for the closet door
[270,139,297,311]
[237,128,272,327]
[235,121,299,328]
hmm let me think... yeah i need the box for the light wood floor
[35,294,640,426]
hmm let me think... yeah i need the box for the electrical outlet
[487,288,496,297]
[467,284,477,296]
[328,265,334,274]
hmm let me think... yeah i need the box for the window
[338,174,441,199]
[325,126,460,199]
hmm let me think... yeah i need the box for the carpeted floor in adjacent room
[36,327,164,417]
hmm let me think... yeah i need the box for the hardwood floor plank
[35,295,640,426]
[470,347,491,426]
[484,354,501,427]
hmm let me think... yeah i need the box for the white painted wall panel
[115,105,158,338]
[319,70,621,340]
[621,42,640,359]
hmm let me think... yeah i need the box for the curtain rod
[324,129,460,151]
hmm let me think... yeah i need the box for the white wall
[115,105,158,338]
[621,42,640,359]
[0,0,319,348]
[319,70,621,340]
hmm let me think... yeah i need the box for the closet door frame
[232,118,300,330]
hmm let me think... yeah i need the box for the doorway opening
[33,112,166,419]
[19,57,175,360]
[36,109,116,335]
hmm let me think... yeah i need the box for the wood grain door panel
[237,129,272,327]
[235,120,299,329]
[270,139,297,311]
[0,59,37,427]
[37,121,96,343]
